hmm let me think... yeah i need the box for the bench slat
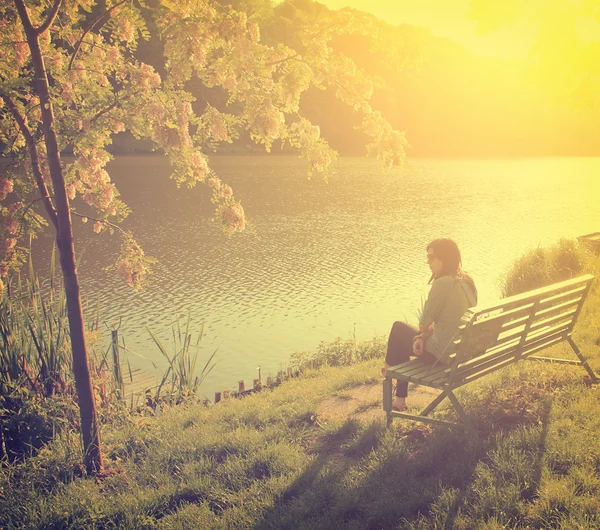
[528,308,577,334]
[468,275,592,316]
[472,304,534,329]
[480,308,575,355]
[457,282,587,359]
[389,359,443,378]
[458,333,567,386]
[388,360,451,388]
[534,296,583,320]
[390,323,573,388]
[478,321,570,363]
[494,292,582,336]
[536,284,588,311]
[448,323,571,387]
[388,359,428,377]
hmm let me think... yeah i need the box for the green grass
[1,240,600,529]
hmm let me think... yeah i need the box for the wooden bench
[383,274,598,433]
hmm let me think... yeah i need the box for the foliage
[0,255,216,460]
[500,238,598,297]
[289,333,386,372]
[0,0,410,473]
[0,385,79,461]
[0,0,408,288]
[1,256,76,398]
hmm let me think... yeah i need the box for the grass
[500,238,599,297]
[1,239,600,529]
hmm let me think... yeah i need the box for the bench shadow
[252,392,555,530]
[252,417,480,529]
[439,394,554,529]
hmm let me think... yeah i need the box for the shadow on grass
[254,391,556,530]
[439,395,554,529]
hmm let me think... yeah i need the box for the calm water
[32,156,600,398]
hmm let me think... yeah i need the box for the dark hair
[427,238,478,303]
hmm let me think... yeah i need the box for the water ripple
[29,155,600,397]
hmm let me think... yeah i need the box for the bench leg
[567,337,599,382]
[445,389,477,437]
[383,377,393,427]
[383,381,476,433]
[421,391,448,417]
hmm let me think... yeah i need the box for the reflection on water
[31,156,600,397]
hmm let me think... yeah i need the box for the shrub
[0,387,79,461]
[289,335,386,372]
[501,239,598,297]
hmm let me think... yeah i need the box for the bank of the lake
[2,240,600,529]
[30,156,600,399]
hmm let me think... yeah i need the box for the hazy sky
[316,0,596,58]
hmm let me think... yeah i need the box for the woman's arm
[419,279,448,329]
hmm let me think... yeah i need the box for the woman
[382,238,477,411]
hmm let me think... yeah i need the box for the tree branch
[265,52,302,68]
[4,96,58,230]
[13,195,55,241]
[70,210,127,236]
[62,98,123,153]
[90,100,119,122]
[35,0,62,35]
[0,40,29,47]
[68,0,128,71]
[13,0,34,33]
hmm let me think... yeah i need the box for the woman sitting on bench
[383,238,478,412]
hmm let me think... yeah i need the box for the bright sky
[316,0,570,58]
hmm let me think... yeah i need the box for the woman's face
[427,247,443,277]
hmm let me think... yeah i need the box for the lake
[32,155,600,399]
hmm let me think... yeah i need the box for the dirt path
[318,381,443,423]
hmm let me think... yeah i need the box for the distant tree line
[112,0,600,158]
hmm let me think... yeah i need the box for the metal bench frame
[383,275,598,434]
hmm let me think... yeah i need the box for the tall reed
[0,249,73,397]
[147,314,217,406]
[501,239,597,297]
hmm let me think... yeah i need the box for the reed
[0,250,121,459]
[147,314,217,406]
[0,250,72,397]
[501,238,598,297]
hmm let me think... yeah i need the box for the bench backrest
[446,274,594,385]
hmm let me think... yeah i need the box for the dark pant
[385,321,437,398]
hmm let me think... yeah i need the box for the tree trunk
[15,0,102,475]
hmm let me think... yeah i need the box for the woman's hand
[413,337,424,356]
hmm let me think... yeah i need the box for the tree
[0,0,408,474]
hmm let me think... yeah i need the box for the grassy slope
[2,251,600,529]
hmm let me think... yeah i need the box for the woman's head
[426,238,478,304]
[426,238,462,279]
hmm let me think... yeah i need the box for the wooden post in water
[253,378,261,391]
[257,366,262,384]
[238,380,245,393]
[223,390,230,399]
[215,391,222,403]
[111,330,124,400]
